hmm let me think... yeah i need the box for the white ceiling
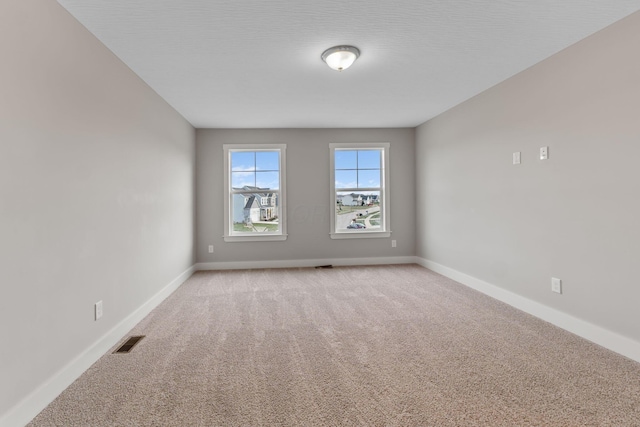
[57,0,640,129]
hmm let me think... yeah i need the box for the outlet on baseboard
[551,278,562,294]
[95,300,103,320]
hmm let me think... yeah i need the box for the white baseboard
[416,257,640,364]
[0,265,197,427]
[10,257,636,427]
[196,256,418,271]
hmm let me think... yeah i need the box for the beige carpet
[28,265,640,426]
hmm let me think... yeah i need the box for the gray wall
[0,0,196,419]
[416,11,640,343]
[197,128,415,263]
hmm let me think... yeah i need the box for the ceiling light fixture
[321,45,360,71]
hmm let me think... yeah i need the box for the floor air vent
[114,335,145,354]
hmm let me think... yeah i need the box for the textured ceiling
[56,0,640,129]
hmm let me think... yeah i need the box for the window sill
[224,234,288,243]
[330,231,391,239]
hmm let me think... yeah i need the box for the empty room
[2,0,640,426]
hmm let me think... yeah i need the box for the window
[330,143,390,239]
[223,144,286,242]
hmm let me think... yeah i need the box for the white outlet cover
[551,278,562,294]
[208,245,214,253]
[540,146,549,160]
[95,300,103,320]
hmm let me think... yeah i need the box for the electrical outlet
[95,300,103,320]
[540,146,549,160]
[391,240,397,248]
[551,278,562,294]
[208,245,214,254]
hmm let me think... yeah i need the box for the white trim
[196,256,418,271]
[0,265,196,427]
[10,258,637,426]
[330,231,391,239]
[223,144,287,241]
[415,257,640,364]
[224,234,288,242]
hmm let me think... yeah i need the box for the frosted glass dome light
[321,46,360,71]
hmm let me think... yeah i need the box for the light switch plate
[513,152,521,165]
[551,278,562,294]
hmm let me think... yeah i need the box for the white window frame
[223,144,287,242]
[330,142,391,239]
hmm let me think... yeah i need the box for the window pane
[232,171,255,188]
[231,152,255,172]
[231,192,280,234]
[256,151,279,171]
[358,170,381,188]
[335,170,357,189]
[335,191,381,231]
[335,150,357,170]
[256,171,279,190]
[357,150,381,169]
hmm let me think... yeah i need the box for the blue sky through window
[231,152,255,171]
[231,172,254,188]
[358,170,380,188]
[256,172,279,189]
[231,151,280,189]
[256,151,279,171]
[335,170,357,189]
[335,150,357,169]
[357,150,381,169]
[335,149,381,188]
